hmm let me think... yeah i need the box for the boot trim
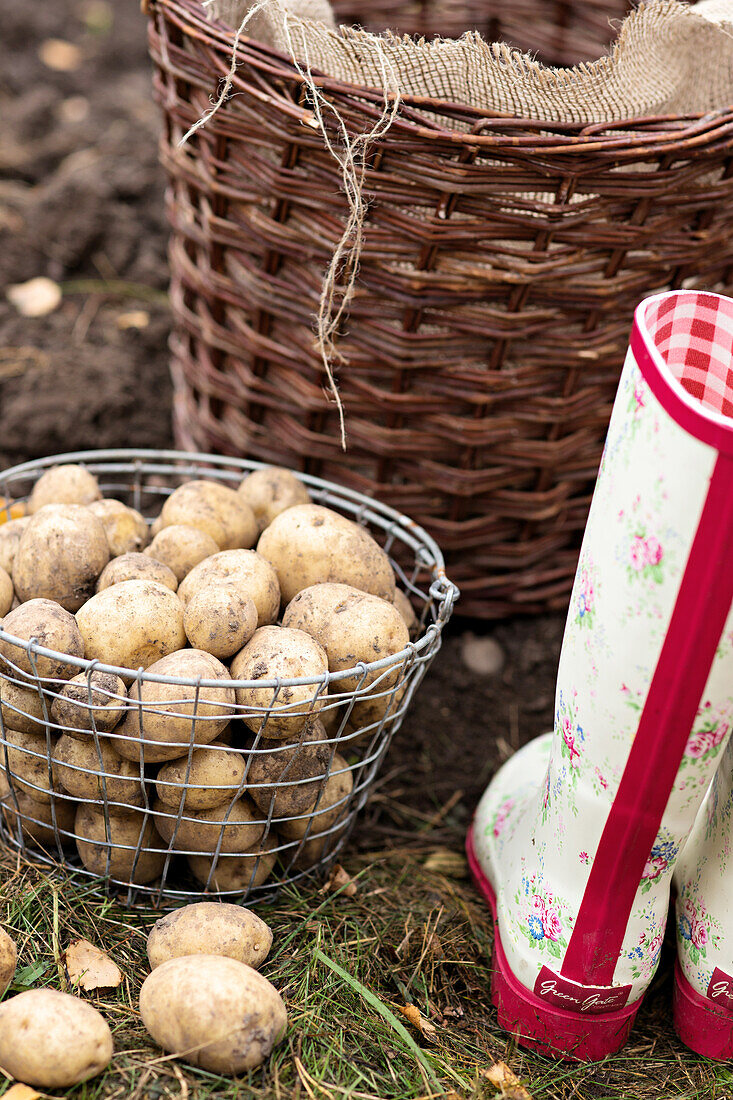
[673,959,733,1060]
[467,825,641,1062]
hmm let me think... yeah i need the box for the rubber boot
[672,729,733,1059]
[467,290,733,1061]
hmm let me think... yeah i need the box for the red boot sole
[673,959,733,1059]
[466,824,642,1062]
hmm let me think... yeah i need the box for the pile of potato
[0,463,418,893]
[0,903,287,1086]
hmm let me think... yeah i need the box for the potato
[231,626,328,739]
[160,480,258,551]
[178,549,280,627]
[51,670,127,736]
[238,467,311,533]
[76,580,186,671]
[28,464,102,513]
[156,743,247,811]
[114,650,235,763]
[257,504,395,604]
[154,796,264,854]
[348,681,408,732]
[88,498,149,556]
[187,834,278,892]
[248,718,332,817]
[13,504,110,612]
[140,955,286,1073]
[280,753,352,865]
[0,989,113,1087]
[1,728,55,804]
[0,516,30,577]
[283,583,409,693]
[0,599,85,682]
[184,586,257,659]
[0,927,16,998]
[96,552,178,593]
[0,678,47,735]
[145,524,219,582]
[147,902,272,971]
[150,514,165,539]
[393,589,418,635]
[0,771,75,847]
[53,733,143,813]
[74,804,165,884]
[0,567,12,618]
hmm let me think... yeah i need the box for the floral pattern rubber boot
[672,727,733,1059]
[466,290,733,1062]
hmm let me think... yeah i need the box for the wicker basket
[0,449,456,907]
[148,0,733,619]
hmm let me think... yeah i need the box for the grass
[0,832,729,1100]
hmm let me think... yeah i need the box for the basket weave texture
[148,0,733,618]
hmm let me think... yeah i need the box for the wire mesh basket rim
[0,447,458,688]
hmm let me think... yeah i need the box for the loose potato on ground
[0,515,30,577]
[0,927,16,998]
[183,585,257,659]
[1,728,55,803]
[51,670,127,736]
[231,626,328,739]
[75,804,165,884]
[0,599,85,682]
[280,753,353,865]
[0,988,113,1087]
[156,743,247,811]
[283,583,409,692]
[13,505,110,612]
[96,552,178,593]
[154,796,264,854]
[147,902,272,970]
[140,955,286,1074]
[145,524,219,582]
[238,467,311,533]
[88,498,149,556]
[187,834,278,891]
[76,580,186,671]
[53,734,143,812]
[0,567,12,618]
[257,504,395,605]
[28,464,102,513]
[114,650,234,763]
[248,718,332,817]
[0,678,46,735]
[160,480,258,551]
[0,771,75,846]
[178,549,280,627]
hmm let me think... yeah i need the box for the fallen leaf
[63,938,123,991]
[422,848,468,879]
[116,309,150,330]
[39,39,83,71]
[3,1086,42,1100]
[482,1062,534,1100]
[320,863,357,897]
[397,1003,438,1043]
[7,277,62,318]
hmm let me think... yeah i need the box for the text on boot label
[534,968,632,1013]
[707,969,733,1006]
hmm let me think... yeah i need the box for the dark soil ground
[0,2,723,1097]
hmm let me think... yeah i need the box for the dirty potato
[247,718,332,817]
[0,989,113,1087]
[0,599,85,681]
[145,524,219,582]
[76,580,186,671]
[0,567,12,618]
[50,670,127,736]
[13,505,110,612]
[147,902,272,970]
[27,464,102,513]
[74,804,165,884]
[178,549,280,627]
[0,516,30,578]
[153,796,264,854]
[53,734,143,813]
[88,499,149,557]
[155,743,247,811]
[0,927,16,998]
[230,626,328,739]
[186,833,279,892]
[237,467,311,533]
[159,480,258,551]
[183,585,257,659]
[96,552,178,593]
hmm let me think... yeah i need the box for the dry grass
[0,828,727,1100]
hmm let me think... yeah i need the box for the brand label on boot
[534,968,632,1014]
[707,968,733,1007]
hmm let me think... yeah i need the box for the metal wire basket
[0,449,457,907]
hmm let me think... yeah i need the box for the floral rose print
[574,563,597,628]
[640,837,679,894]
[555,692,584,786]
[677,889,721,968]
[515,874,569,959]
[627,927,664,982]
[491,797,515,839]
[628,532,664,582]
[682,701,731,767]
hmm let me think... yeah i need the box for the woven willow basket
[0,450,456,907]
[148,0,733,619]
